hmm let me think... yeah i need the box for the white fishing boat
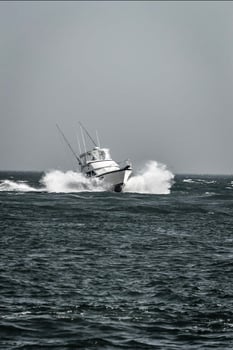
[57,123,132,192]
[79,146,132,192]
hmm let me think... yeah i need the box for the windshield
[80,148,112,163]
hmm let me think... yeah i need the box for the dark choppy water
[1,171,233,349]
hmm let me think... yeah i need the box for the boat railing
[118,159,132,169]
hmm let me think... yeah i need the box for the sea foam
[40,170,105,193]
[0,180,39,192]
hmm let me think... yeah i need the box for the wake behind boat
[57,123,132,192]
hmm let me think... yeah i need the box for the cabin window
[80,148,111,164]
[91,150,99,160]
[104,149,111,160]
[99,151,105,160]
[86,170,96,177]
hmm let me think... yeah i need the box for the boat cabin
[80,147,111,166]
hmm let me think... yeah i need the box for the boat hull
[97,167,132,192]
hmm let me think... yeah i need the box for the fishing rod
[56,124,82,166]
[79,121,98,147]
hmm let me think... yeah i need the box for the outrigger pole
[96,130,101,148]
[56,124,82,166]
[79,121,98,147]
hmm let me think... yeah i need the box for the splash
[40,170,105,193]
[0,171,105,193]
[0,180,39,192]
[124,161,174,194]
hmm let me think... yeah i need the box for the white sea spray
[40,170,105,193]
[0,179,39,192]
[124,161,174,194]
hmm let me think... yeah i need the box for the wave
[183,179,216,185]
[183,179,195,183]
[124,161,174,194]
[0,180,39,192]
[40,170,106,193]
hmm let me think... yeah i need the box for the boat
[56,123,132,192]
[79,146,132,192]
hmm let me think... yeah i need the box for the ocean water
[0,164,233,349]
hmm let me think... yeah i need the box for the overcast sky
[0,1,233,174]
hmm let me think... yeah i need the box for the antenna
[56,124,82,166]
[77,133,82,154]
[79,121,97,147]
[96,130,100,148]
[80,124,87,155]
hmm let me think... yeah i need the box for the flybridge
[80,148,111,163]
[56,122,106,165]
[56,122,132,192]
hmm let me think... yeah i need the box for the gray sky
[0,1,233,174]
